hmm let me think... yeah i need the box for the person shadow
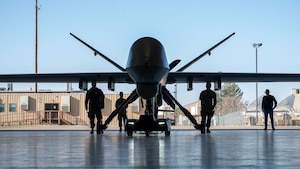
[86,135,104,167]
[200,134,217,167]
[261,131,275,167]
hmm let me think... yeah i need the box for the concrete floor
[1,129,300,168]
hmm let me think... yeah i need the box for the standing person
[116,92,128,132]
[85,81,105,134]
[200,82,217,134]
[262,89,277,130]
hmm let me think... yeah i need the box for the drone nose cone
[136,84,158,99]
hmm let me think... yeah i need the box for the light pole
[253,43,262,125]
[35,0,39,93]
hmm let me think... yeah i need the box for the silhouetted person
[262,89,277,130]
[116,92,128,132]
[200,82,217,134]
[85,82,105,134]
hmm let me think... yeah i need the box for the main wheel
[165,130,170,136]
[145,131,150,137]
[127,130,133,136]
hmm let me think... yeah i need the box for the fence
[0,111,88,126]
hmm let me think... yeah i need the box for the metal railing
[0,111,88,126]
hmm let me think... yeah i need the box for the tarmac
[1,125,300,168]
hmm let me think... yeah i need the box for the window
[0,104,4,112]
[9,103,16,112]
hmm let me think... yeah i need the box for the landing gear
[165,130,170,136]
[102,87,201,136]
[127,130,133,136]
[145,131,150,137]
[126,115,171,136]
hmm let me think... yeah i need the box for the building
[180,88,300,127]
[180,101,201,125]
[242,88,300,126]
[0,91,144,127]
[3,88,300,127]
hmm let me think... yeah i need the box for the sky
[1,0,300,106]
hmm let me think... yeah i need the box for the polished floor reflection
[1,129,300,168]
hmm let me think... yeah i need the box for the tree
[216,83,243,115]
[221,83,243,97]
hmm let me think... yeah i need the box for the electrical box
[61,96,70,112]
[20,96,29,110]
[131,99,140,113]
